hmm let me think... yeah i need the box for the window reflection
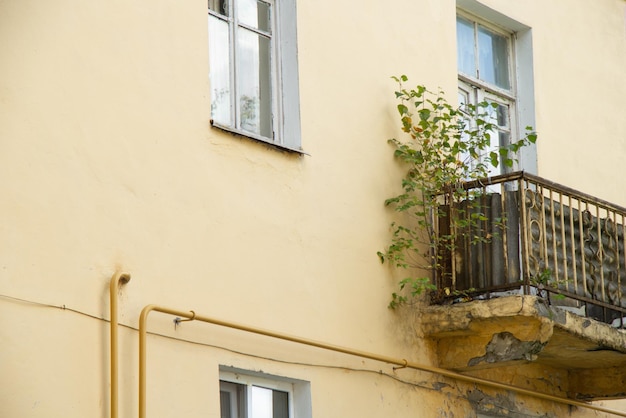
[251,386,273,418]
[478,26,510,90]
[456,17,475,77]
[208,0,229,17]
[486,101,512,172]
[209,15,232,127]
[457,16,511,91]
[238,0,271,32]
[496,103,509,128]
[237,29,272,137]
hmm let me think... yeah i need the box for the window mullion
[458,73,516,101]
[246,383,253,418]
[507,34,515,93]
[270,2,279,142]
[238,22,271,38]
[208,10,227,21]
[230,0,240,131]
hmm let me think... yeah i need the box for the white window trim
[208,0,303,153]
[457,0,537,175]
[219,367,312,418]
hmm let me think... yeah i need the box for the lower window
[220,369,311,418]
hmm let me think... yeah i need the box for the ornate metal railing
[435,171,626,325]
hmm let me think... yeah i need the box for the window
[208,0,302,151]
[456,1,538,175]
[220,379,289,418]
[219,369,311,418]
[456,13,517,178]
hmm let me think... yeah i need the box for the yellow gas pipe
[110,272,130,418]
[138,304,626,418]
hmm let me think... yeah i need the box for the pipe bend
[110,273,131,298]
[139,304,158,326]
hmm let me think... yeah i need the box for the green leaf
[489,152,499,167]
[384,196,400,206]
[418,108,431,121]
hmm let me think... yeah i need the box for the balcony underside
[422,295,626,400]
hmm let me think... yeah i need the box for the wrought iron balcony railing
[434,171,626,326]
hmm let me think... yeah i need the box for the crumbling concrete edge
[422,295,626,353]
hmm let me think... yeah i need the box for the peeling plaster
[468,388,554,418]
[468,332,546,367]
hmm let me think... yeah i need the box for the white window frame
[219,368,312,418]
[458,83,516,179]
[208,0,302,153]
[456,0,537,175]
[457,12,518,177]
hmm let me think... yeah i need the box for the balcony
[422,171,626,400]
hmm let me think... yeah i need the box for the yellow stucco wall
[1,0,625,417]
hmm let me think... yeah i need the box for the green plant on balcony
[378,75,537,309]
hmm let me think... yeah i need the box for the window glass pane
[498,131,510,149]
[496,103,509,128]
[483,102,498,173]
[458,91,466,107]
[220,381,246,418]
[458,87,470,112]
[486,102,510,133]
[237,28,272,138]
[484,101,511,175]
[220,391,232,418]
[251,386,273,418]
[496,103,511,169]
[478,26,510,90]
[209,15,233,127]
[456,17,475,76]
[238,0,271,33]
[209,0,229,17]
[272,390,289,418]
[457,88,472,170]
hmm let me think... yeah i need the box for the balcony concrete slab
[422,295,626,399]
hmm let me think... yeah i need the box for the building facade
[1,0,626,417]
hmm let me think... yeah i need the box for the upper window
[456,14,516,178]
[457,16,512,91]
[208,0,302,151]
[219,370,311,418]
[456,1,537,175]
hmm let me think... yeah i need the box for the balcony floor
[422,295,626,400]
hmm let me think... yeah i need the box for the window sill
[210,121,308,156]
